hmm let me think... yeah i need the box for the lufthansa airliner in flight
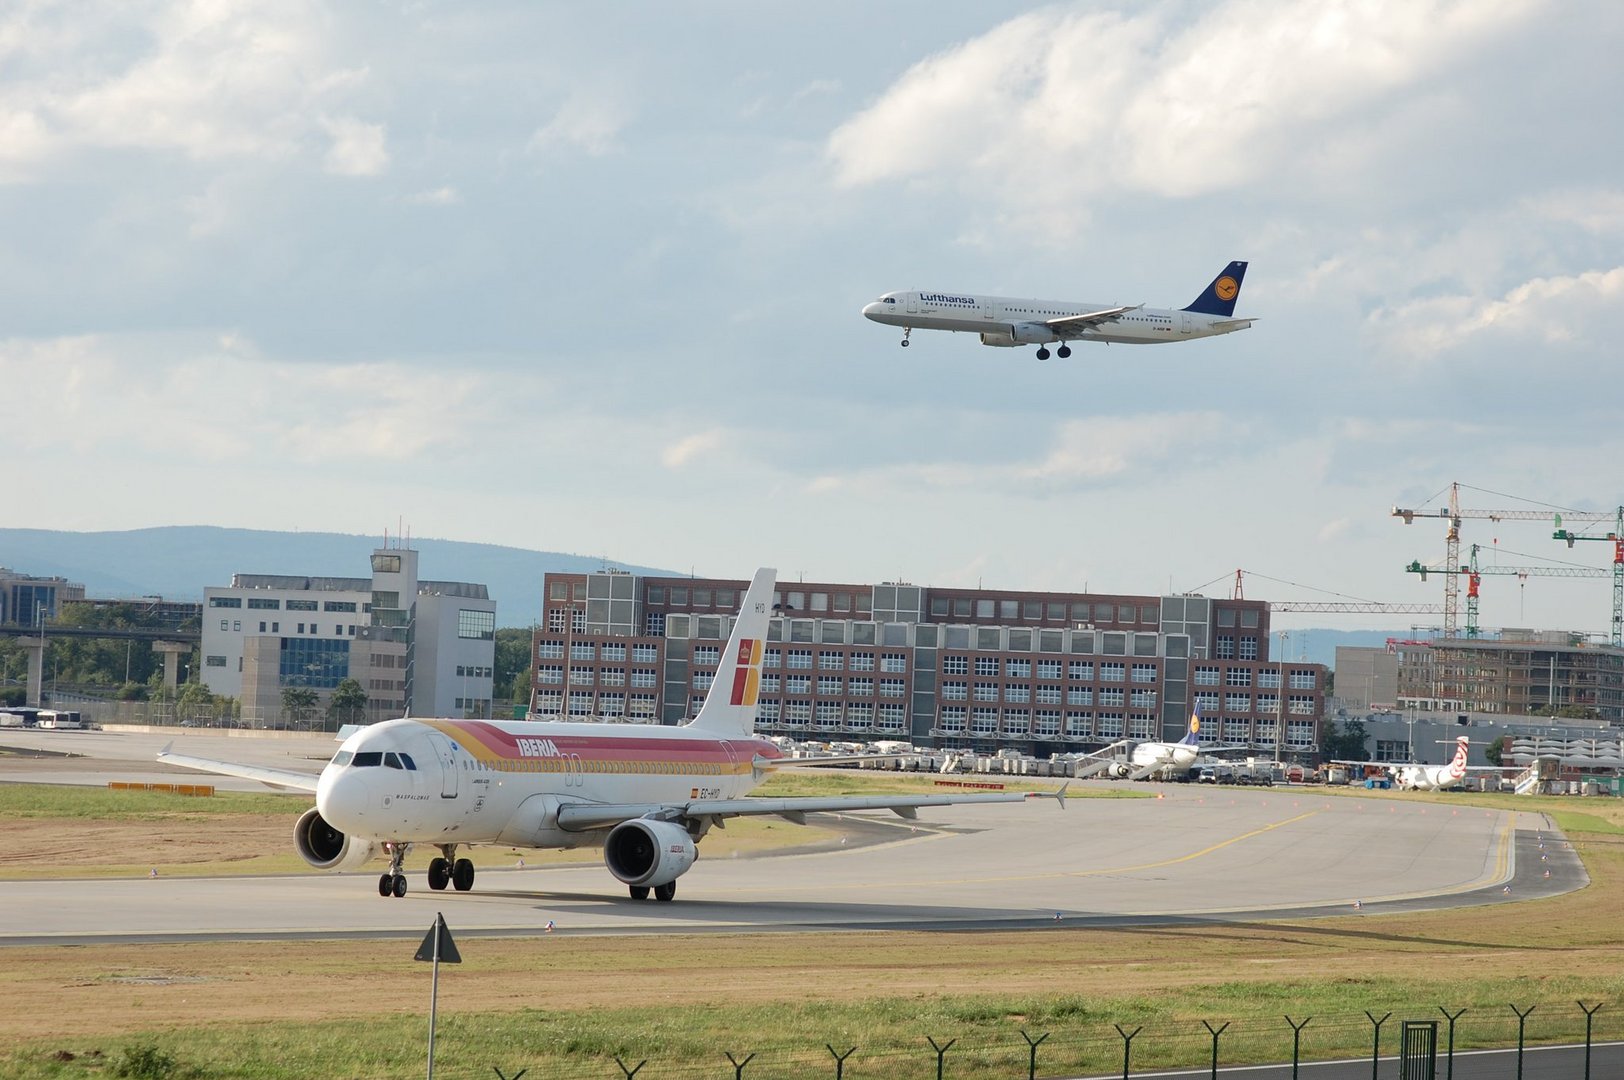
[160,568,1064,902]
[863,261,1254,360]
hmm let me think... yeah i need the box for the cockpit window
[352,751,383,768]
[332,750,353,767]
[398,753,416,770]
[384,752,403,770]
[886,297,896,304]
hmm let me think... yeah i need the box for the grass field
[2,783,1620,1079]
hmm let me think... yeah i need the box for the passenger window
[352,752,383,767]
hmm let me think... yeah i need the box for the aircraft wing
[156,743,322,793]
[1045,305,1139,336]
[554,786,1067,832]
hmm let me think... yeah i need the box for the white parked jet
[1076,709,1234,780]
[862,261,1253,360]
[160,568,1065,902]
[1336,735,1499,791]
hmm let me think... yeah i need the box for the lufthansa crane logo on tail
[1214,277,1239,302]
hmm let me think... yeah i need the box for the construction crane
[1229,570,1443,614]
[1393,482,1622,637]
[1405,544,1610,639]
[1553,507,1624,647]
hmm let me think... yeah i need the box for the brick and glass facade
[533,571,1327,759]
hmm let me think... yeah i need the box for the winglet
[158,741,173,759]
[1029,782,1068,809]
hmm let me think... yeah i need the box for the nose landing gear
[379,841,411,898]
[900,327,912,348]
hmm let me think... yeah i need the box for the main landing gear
[899,327,912,348]
[378,842,411,898]
[1034,344,1072,361]
[427,845,475,893]
[627,882,677,902]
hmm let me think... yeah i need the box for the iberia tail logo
[1214,277,1239,302]
[730,639,763,706]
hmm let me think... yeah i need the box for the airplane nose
[317,767,369,832]
[861,301,882,320]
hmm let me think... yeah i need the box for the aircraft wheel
[378,873,393,897]
[1057,345,1072,358]
[653,881,677,902]
[452,858,476,892]
[427,858,450,891]
[391,874,408,898]
[629,885,650,901]
[900,338,910,347]
[1035,347,1051,361]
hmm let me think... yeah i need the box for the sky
[6,0,1624,638]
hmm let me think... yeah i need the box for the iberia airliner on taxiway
[161,568,1064,902]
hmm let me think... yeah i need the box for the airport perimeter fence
[373,999,1619,1080]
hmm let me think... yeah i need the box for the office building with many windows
[531,570,1327,758]
[201,547,495,724]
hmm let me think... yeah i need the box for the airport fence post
[1509,1004,1535,1080]
[926,1036,955,1080]
[826,1044,856,1080]
[1202,1021,1229,1080]
[1365,1012,1391,1080]
[1578,1001,1603,1080]
[1114,1024,1141,1080]
[1019,1030,1048,1080]
[724,1051,754,1079]
[1285,1016,1311,1080]
[612,1057,646,1079]
[1437,1007,1465,1080]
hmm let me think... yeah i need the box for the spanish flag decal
[730,639,762,706]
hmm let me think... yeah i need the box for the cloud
[661,430,726,469]
[0,1,376,177]
[1367,266,1624,358]
[0,332,486,463]
[804,412,1235,496]
[529,93,628,157]
[320,115,389,176]
[828,0,1539,209]
[404,186,461,205]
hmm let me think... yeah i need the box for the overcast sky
[6,0,1624,637]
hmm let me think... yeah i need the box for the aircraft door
[982,300,995,320]
[905,292,919,315]
[428,733,459,798]
[1179,312,1193,334]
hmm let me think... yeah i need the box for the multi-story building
[1373,631,1624,724]
[0,568,85,626]
[201,547,495,724]
[531,570,1327,759]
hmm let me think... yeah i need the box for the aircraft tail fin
[1447,734,1470,778]
[1182,261,1248,317]
[1180,706,1203,746]
[688,567,776,737]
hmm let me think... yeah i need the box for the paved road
[0,728,1586,945]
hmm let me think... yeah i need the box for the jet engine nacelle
[979,323,1057,347]
[1108,763,1133,779]
[294,806,378,871]
[604,818,698,888]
